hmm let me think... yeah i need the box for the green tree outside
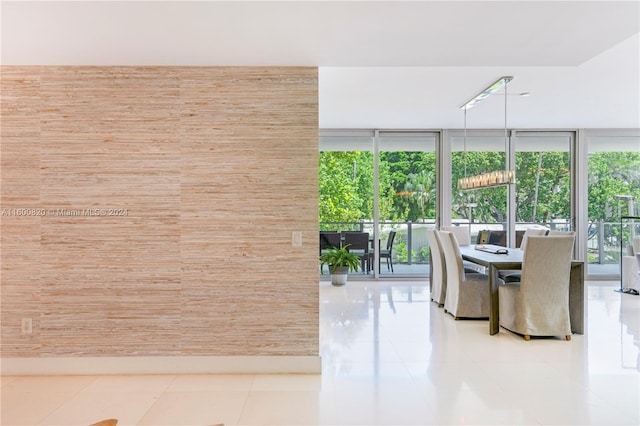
[319,150,640,248]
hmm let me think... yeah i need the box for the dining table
[458,244,585,336]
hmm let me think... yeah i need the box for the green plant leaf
[319,245,361,273]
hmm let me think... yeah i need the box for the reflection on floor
[1,281,638,425]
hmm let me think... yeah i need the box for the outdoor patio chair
[378,230,396,273]
[343,231,371,273]
[319,231,341,254]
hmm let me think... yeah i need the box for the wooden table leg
[569,262,585,334]
[489,264,500,335]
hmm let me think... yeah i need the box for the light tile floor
[1,280,639,425]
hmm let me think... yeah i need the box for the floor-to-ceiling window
[377,131,438,276]
[321,128,638,281]
[319,130,438,277]
[514,132,573,238]
[450,131,508,245]
[586,131,640,276]
[319,131,374,275]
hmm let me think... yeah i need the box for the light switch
[21,318,32,334]
[292,231,302,247]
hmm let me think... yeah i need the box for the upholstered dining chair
[501,228,548,283]
[441,225,483,274]
[488,230,506,246]
[547,230,576,237]
[426,229,446,307]
[476,230,490,244]
[441,225,471,246]
[440,231,490,319]
[520,228,548,250]
[498,234,575,341]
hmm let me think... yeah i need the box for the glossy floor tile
[1,280,638,425]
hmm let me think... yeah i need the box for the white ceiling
[2,1,639,129]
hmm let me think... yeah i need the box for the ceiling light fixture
[460,76,513,110]
[458,76,516,190]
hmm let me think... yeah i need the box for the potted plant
[319,245,361,285]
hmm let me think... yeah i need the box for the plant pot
[331,266,349,286]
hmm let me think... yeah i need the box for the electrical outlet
[292,231,302,247]
[21,318,32,335]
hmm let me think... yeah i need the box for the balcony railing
[320,219,637,272]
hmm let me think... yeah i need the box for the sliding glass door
[449,130,575,248]
[514,132,573,242]
[319,127,638,281]
[319,131,374,276]
[587,132,640,277]
[450,131,508,245]
[377,131,438,277]
[319,130,438,278]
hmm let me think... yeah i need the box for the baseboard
[0,355,322,375]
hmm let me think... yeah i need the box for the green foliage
[319,150,438,224]
[588,152,640,221]
[382,151,436,221]
[586,151,640,250]
[319,148,640,232]
[416,246,431,263]
[319,151,370,223]
[394,241,408,263]
[451,151,508,223]
[319,246,361,274]
[403,170,436,221]
[515,151,570,223]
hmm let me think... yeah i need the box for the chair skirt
[499,283,571,337]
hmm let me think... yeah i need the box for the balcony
[320,220,631,276]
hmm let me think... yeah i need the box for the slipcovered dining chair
[498,235,575,341]
[440,231,490,319]
[441,225,483,273]
[501,228,548,283]
[520,228,548,250]
[547,230,576,237]
[488,230,507,246]
[426,229,446,307]
[441,225,471,246]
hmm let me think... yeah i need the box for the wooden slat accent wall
[0,66,319,358]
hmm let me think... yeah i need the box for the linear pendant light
[458,76,515,190]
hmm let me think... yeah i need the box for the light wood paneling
[1,66,319,358]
